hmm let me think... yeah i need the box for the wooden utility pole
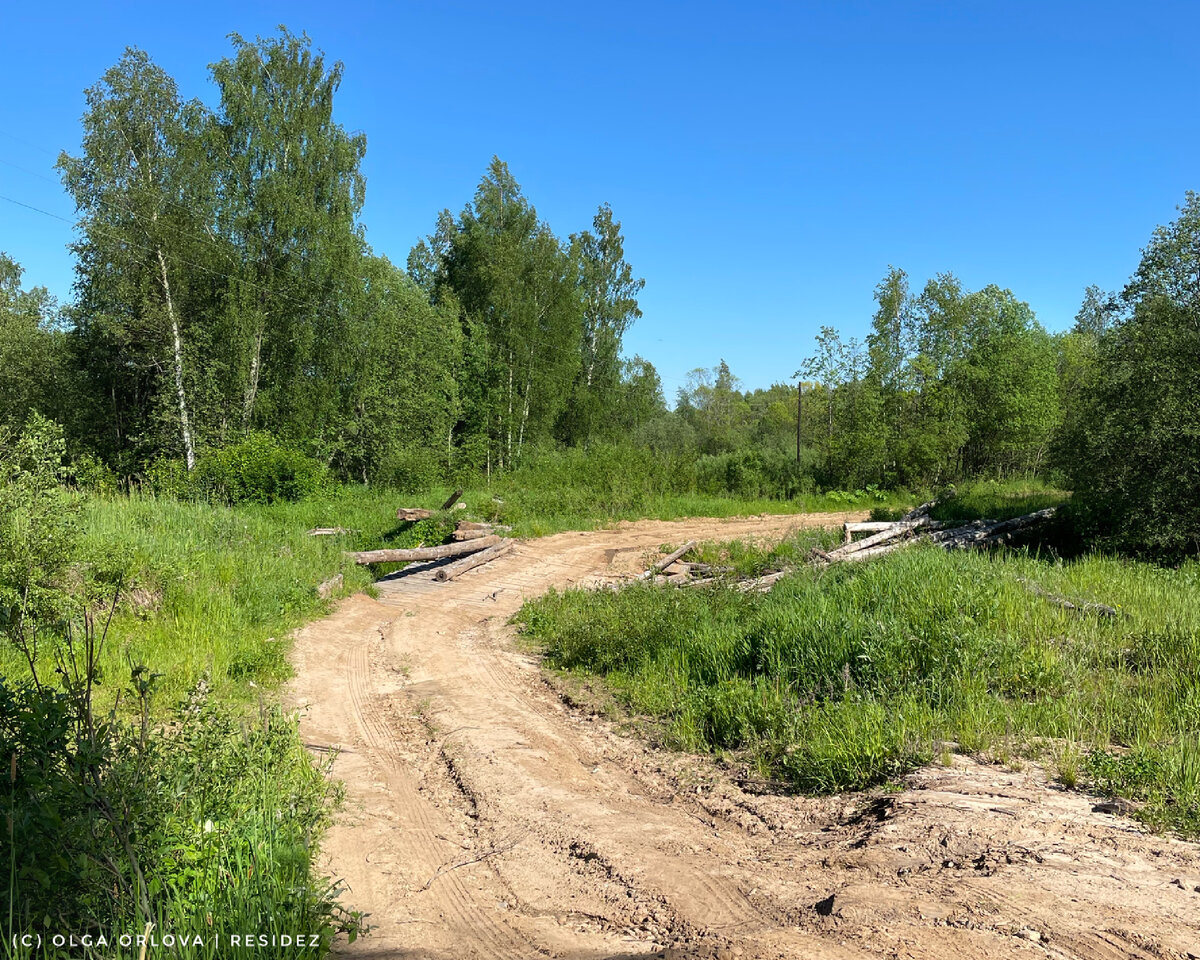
[793,375,804,464]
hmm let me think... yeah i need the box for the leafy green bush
[1,416,360,954]
[693,449,812,500]
[0,670,360,954]
[151,433,328,505]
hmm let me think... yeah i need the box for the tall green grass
[519,539,1200,837]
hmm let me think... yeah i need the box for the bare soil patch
[289,512,1200,959]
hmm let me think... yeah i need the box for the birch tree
[209,28,367,447]
[58,49,216,470]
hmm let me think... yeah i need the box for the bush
[694,449,810,500]
[151,433,328,505]
[0,668,360,953]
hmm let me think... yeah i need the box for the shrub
[152,434,328,505]
[0,667,360,953]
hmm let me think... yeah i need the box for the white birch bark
[156,247,196,471]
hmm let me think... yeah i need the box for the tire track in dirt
[289,512,1200,960]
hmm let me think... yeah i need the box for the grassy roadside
[8,475,864,956]
[517,483,1200,840]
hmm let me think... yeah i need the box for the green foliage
[0,416,80,655]
[0,671,359,954]
[1058,192,1200,559]
[0,254,66,434]
[519,541,1200,835]
[159,433,328,505]
[926,478,1069,525]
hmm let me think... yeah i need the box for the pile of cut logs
[633,500,1060,594]
[813,500,1058,566]
[344,493,515,583]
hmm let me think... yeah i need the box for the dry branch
[735,570,791,592]
[347,536,500,565]
[433,541,514,582]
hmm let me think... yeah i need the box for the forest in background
[1,26,1197,560]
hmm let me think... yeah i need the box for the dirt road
[289,513,1200,960]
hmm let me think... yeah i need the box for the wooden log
[688,562,732,575]
[844,520,898,543]
[347,535,500,565]
[846,521,899,533]
[433,541,513,582]
[452,528,495,541]
[317,573,343,598]
[825,517,929,560]
[639,540,697,580]
[396,508,433,522]
[931,508,1057,549]
[1016,578,1120,618]
[838,540,915,563]
[440,488,464,511]
[901,498,938,522]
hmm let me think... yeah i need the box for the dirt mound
[288,513,1200,959]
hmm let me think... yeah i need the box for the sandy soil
[288,513,1200,960]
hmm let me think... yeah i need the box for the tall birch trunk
[243,328,263,428]
[517,345,534,458]
[156,247,196,471]
[505,351,514,468]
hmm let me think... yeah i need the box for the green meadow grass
[518,537,1200,838]
[2,478,897,713]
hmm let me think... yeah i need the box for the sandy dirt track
[289,513,1200,960]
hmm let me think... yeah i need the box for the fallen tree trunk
[452,528,495,541]
[440,488,464,511]
[1017,578,1120,618]
[639,540,697,580]
[901,498,938,522]
[396,508,433,522]
[433,541,514,582]
[932,508,1056,549]
[843,521,897,543]
[348,535,500,565]
[838,540,915,563]
[456,521,494,531]
[825,517,929,561]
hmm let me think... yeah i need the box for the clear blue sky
[1,1,1196,395]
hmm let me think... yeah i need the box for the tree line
[1,28,1197,555]
[1,30,661,487]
